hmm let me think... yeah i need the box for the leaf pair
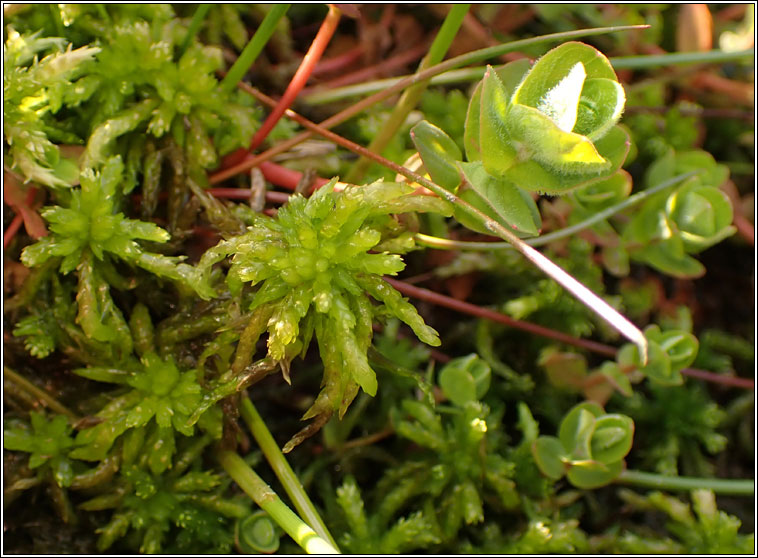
[412,42,630,237]
[532,402,634,489]
[616,325,699,386]
[622,149,735,278]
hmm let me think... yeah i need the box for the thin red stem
[206,188,292,205]
[384,278,754,390]
[385,277,619,357]
[680,367,754,389]
[259,161,329,191]
[311,44,363,76]
[3,213,24,249]
[302,42,429,94]
[223,4,341,170]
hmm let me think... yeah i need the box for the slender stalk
[678,367,754,390]
[4,366,79,420]
[219,4,290,93]
[244,4,340,152]
[312,44,363,76]
[178,4,211,57]
[414,171,700,251]
[610,48,754,69]
[218,450,340,554]
[308,42,429,92]
[345,4,470,183]
[210,24,649,184]
[239,396,340,551]
[3,213,24,248]
[304,48,754,104]
[303,67,487,104]
[385,277,619,357]
[617,469,754,496]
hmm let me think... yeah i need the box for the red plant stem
[3,213,24,249]
[258,161,330,191]
[213,83,376,187]
[623,105,754,122]
[721,181,755,246]
[733,213,755,245]
[384,278,755,390]
[680,367,754,389]
[302,41,429,94]
[385,277,619,357]
[206,188,292,205]
[222,5,342,169]
[3,184,45,247]
[311,44,363,76]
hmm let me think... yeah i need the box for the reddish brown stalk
[680,367,755,389]
[207,189,292,205]
[302,42,429,94]
[3,177,46,247]
[227,83,394,179]
[384,278,755,390]
[385,277,619,357]
[721,180,755,246]
[623,105,755,123]
[732,212,755,246]
[311,44,364,76]
[3,214,24,249]
[259,161,330,191]
[691,72,754,105]
[222,5,342,168]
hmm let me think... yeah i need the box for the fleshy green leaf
[558,402,604,458]
[666,182,735,252]
[590,414,634,464]
[411,120,462,192]
[511,41,618,109]
[532,436,568,480]
[506,103,609,172]
[479,65,518,176]
[502,124,630,195]
[465,59,532,163]
[566,459,624,489]
[457,161,541,236]
[574,78,625,140]
[438,354,491,406]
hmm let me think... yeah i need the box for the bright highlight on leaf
[537,62,586,133]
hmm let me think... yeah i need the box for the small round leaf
[439,363,476,407]
[590,414,634,464]
[558,402,603,457]
[532,436,569,480]
[566,459,624,489]
[236,511,280,554]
